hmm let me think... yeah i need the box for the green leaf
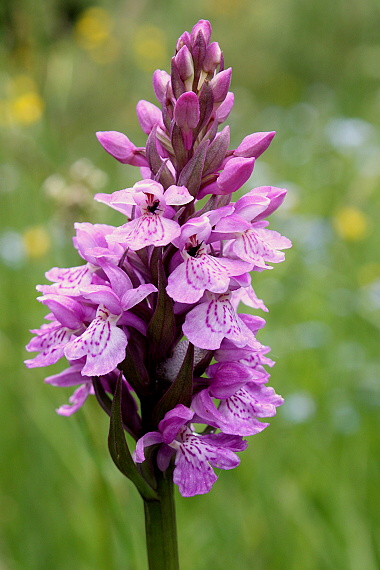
[92,377,112,416]
[193,81,214,140]
[146,126,175,189]
[121,337,150,394]
[149,246,162,287]
[171,57,185,99]
[146,259,175,363]
[108,374,159,501]
[178,138,209,197]
[203,125,230,176]
[152,342,194,424]
[171,123,188,171]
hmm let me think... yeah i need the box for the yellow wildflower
[10,92,44,125]
[133,25,167,72]
[333,207,370,241]
[75,7,112,50]
[74,7,119,63]
[23,226,51,258]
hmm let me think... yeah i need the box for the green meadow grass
[1,1,379,568]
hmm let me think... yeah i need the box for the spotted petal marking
[183,293,257,350]
[108,215,180,250]
[241,349,274,370]
[233,227,291,268]
[167,254,230,303]
[217,387,271,435]
[25,322,76,368]
[56,383,93,416]
[38,265,93,296]
[173,428,241,497]
[64,306,128,376]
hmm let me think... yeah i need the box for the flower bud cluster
[26,20,291,497]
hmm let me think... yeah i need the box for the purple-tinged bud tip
[174,92,200,150]
[176,31,191,52]
[234,131,276,159]
[174,92,200,130]
[216,92,234,124]
[96,131,148,167]
[175,45,194,91]
[136,100,163,135]
[203,42,222,73]
[152,69,171,104]
[198,156,255,199]
[210,68,232,103]
[217,156,255,194]
[191,20,212,46]
[251,186,288,221]
[96,131,135,163]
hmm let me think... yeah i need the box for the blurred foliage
[1,0,380,569]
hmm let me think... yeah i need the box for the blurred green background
[1,0,380,568]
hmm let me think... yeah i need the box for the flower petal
[158,404,194,443]
[173,428,243,497]
[215,383,283,436]
[45,360,87,387]
[183,293,258,350]
[25,322,75,368]
[166,255,230,304]
[56,383,93,416]
[37,265,93,296]
[108,215,181,250]
[64,308,128,376]
[163,184,193,206]
[233,227,292,267]
[134,432,164,463]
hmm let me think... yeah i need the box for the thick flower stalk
[26,19,291,569]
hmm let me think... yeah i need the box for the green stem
[143,467,179,570]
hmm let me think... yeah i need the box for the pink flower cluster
[26,20,291,497]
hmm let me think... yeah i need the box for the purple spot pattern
[39,265,92,295]
[205,294,240,336]
[25,322,76,367]
[64,306,128,376]
[234,227,289,267]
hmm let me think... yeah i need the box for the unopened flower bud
[152,69,171,104]
[216,92,234,123]
[174,92,200,150]
[96,131,147,167]
[198,156,255,198]
[191,19,212,46]
[210,68,232,103]
[203,42,222,74]
[175,45,194,91]
[248,186,287,221]
[217,156,255,194]
[176,31,191,52]
[174,92,200,130]
[234,131,276,159]
[136,100,163,135]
